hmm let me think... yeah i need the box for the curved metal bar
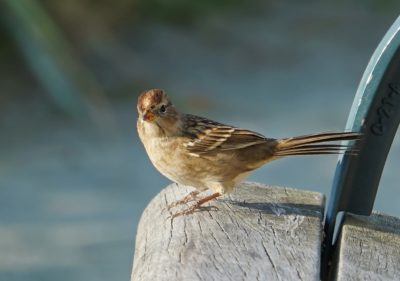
[322,17,400,279]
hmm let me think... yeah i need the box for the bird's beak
[143,111,157,122]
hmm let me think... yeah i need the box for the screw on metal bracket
[321,17,400,280]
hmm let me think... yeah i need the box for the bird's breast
[139,126,201,186]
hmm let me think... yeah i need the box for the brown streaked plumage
[137,89,361,218]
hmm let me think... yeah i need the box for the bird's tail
[273,132,361,157]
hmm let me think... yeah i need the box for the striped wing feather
[182,114,268,154]
[181,115,361,157]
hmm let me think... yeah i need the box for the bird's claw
[167,190,200,210]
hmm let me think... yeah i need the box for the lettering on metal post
[370,83,400,136]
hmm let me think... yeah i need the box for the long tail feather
[274,132,361,157]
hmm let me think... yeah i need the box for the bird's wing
[182,114,268,155]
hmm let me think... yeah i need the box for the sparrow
[137,89,360,218]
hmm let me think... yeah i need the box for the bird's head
[137,89,174,121]
[137,89,181,136]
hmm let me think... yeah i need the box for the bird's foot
[167,190,200,210]
[170,192,221,219]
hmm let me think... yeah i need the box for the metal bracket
[322,16,400,279]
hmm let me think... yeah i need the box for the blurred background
[0,0,399,280]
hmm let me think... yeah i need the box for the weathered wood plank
[131,182,325,281]
[332,212,400,281]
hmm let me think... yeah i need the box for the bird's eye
[159,105,166,113]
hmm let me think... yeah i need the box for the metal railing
[322,16,400,280]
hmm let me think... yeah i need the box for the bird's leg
[167,190,200,210]
[171,192,221,218]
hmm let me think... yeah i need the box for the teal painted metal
[322,17,400,279]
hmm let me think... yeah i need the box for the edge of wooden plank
[132,182,325,281]
[332,211,400,281]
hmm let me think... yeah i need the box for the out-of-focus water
[0,2,399,280]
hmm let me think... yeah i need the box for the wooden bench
[131,182,400,280]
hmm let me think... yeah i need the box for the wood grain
[131,182,325,281]
[332,212,400,281]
